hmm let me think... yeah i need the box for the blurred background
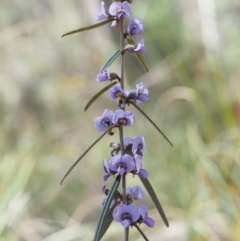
[1,0,240,240]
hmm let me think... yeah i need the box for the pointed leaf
[126,37,149,72]
[100,50,122,73]
[130,101,173,146]
[85,81,118,111]
[62,18,114,37]
[134,224,149,241]
[61,126,113,184]
[93,175,121,241]
[139,176,169,227]
[98,202,118,240]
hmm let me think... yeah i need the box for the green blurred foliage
[0,0,240,240]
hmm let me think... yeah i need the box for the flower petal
[138,168,149,178]
[144,217,155,227]
[122,219,131,228]
[126,204,140,222]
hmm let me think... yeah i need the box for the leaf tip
[60,178,65,185]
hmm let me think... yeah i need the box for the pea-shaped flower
[126,186,144,201]
[112,109,135,126]
[136,82,149,103]
[109,1,132,19]
[110,86,127,100]
[132,134,145,156]
[103,159,112,181]
[139,204,155,227]
[108,154,135,176]
[127,19,144,35]
[96,68,111,82]
[113,204,140,228]
[134,38,146,53]
[96,2,110,21]
[94,109,114,132]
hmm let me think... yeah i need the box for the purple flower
[132,134,145,156]
[101,185,116,208]
[139,204,155,227]
[102,185,108,194]
[136,82,149,103]
[126,186,144,201]
[112,110,135,126]
[96,68,111,82]
[135,155,142,173]
[127,19,144,35]
[126,89,137,100]
[110,86,127,100]
[134,38,146,53]
[123,136,133,154]
[126,82,149,104]
[137,168,149,178]
[97,69,120,82]
[109,1,132,19]
[94,109,114,132]
[108,154,135,176]
[103,159,112,181]
[113,204,140,228]
[96,2,110,21]
[124,136,133,147]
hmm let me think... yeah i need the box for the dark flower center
[138,144,143,150]
[103,119,111,127]
[119,118,127,125]
[118,163,125,168]
[131,24,137,30]
[116,92,123,99]
[123,213,131,220]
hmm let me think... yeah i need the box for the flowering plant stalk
[61,1,173,240]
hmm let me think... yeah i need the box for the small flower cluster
[101,135,154,229]
[96,1,146,53]
[114,203,155,228]
[102,185,155,228]
[95,109,135,132]
[103,135,148,180]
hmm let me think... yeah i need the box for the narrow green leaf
[60,126,113,185]
[62,18,114,37]
[126,38,149,72]
[134,224,149,241]
[139,176,169,227]
[100,50,122,73]
[85,81,118,111]
[130,101,173,147]
[93,175,121,241]
[98,202,118,240]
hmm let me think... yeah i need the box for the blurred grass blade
[84,81,118,111]
[134,224,149,241]
[100,50,122,73]
[60,127,113,184]
[126,37,149,72]
[94,175,121,241]
[62,19,114,37]
[130,101,173,147]
[139,176,169,227]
